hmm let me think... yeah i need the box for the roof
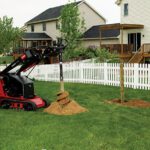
[100,23,144,30]
[22,33,51,40]
[26,1,82,24]
[83,25,120,39]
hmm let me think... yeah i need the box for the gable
[79,1,106,22]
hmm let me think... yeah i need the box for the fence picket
[1,62,150,90]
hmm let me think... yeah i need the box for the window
[42,23,46,31]
[31,24,34,32]
[124,3,128,16]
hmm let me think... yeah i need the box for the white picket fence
[1,62,150,90]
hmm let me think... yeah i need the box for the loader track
[0,98,37,111]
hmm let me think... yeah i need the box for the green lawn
[0,81,150,150]
[0,56,13,64]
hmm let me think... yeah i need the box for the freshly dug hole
[107,99,150,108]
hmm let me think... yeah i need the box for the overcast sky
[0,0,120,27]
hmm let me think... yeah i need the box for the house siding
[27,21,60,40]
[120,0,150,45]
[81,39,119,48]
[46,21,60,40]
[78,2,105,30]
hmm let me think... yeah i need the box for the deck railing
[101,44,133,55]
[128,45,144,63]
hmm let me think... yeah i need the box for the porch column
[26,41,28,48]
[121,27,124,55]
[99,27,102,49]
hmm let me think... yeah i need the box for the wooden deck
[101,43,150,62]
[143,53,150,58]
[101,44,133,60]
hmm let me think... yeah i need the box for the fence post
[120,63,124,102]
[104,63,108,85]
[134,63,139,89]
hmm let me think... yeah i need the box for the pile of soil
[44,100,88,115]
[107,99,150,108]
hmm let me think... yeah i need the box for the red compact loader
[0,42,65,111]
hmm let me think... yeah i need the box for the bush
[95,48,118,63]
[62,46,119,63]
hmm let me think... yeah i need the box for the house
[101,0,150,63]
[20,0,106,49]
[82,0,150,63]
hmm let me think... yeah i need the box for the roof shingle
[22,33,51,39]
[27,1,82,24]
[83,25,120,39]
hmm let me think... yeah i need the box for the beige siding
[120,0,150,44]
[81,39,119,48]
[27,21,60,40]
[27,24,43,32]
[27,25,31,32]
[45,21,60,40]
[78,2,106,30]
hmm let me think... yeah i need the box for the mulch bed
[107,99,150,108]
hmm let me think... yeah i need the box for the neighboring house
[21,0,106,49]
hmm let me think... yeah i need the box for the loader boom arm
[0,43,66,76]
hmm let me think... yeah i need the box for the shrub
[62,46,119,63]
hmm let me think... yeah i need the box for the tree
[60,0,85,57]
[0,16,23,54]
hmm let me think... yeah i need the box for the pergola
[100,23,144,101]
[99,23,144,54]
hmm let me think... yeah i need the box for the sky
[0,0,120,27]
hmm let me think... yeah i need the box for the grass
[0,56,13,64]
[0,81,150,150]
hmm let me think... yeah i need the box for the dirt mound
[107,99,150,108]
[44,100,88,115]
